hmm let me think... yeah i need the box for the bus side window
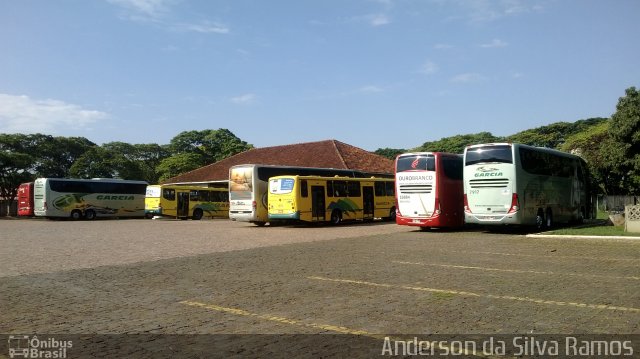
[375,182,385,197]
[300,180,308,198]
[385,181,395,196]
[200,190,210,202]
[163,189,175,201]
[327,181,333,197]
[190,190,199,202]
[333,181,346,197]
[347,181,360,197]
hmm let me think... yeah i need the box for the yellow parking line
[471,251,640,262]
[307,276,640,313]
[179,300,483,357]
[393,260,640,280]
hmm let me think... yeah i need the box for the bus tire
[535,209,545,230]
[387,207,396,221]
[545,209,553,229]
[70,210,82,220]
[192,209,203,220]
[330,210,342,225]
[84,209,96,220]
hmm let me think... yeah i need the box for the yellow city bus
[268,175,395,224]
[145,184,229,220]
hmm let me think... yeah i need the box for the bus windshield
[465,145,513,165]
[396,155,435,172]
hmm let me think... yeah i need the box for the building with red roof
[164,139,393,184]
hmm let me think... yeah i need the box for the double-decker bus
[145,184,229,220]
[17,182,35,216]
[229,164,389,226]
[33,178,148,220]
[268,175,395,224]
[395,152,464,230]
[463,143,593,228]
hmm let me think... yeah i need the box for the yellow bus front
[268,176,300,220]
[145,185,162,217]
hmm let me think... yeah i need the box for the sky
[1,0,639,152]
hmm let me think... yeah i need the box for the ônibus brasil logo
[411,157,419,169]
[474,166,503,177]
[7,335,72,358]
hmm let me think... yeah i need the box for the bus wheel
[84,209,96,220]
[387,207,396,221]
[545,209,553,229]
[70,210,82,220]
[535,209,545,230]
[192,209,203,220]
[330,210,342,225]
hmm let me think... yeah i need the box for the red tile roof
[164,139,393,184]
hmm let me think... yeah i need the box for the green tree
[156,153,203,183]
[0,134,36,215]
[417,132,503,153]
[169,129,252,165]
[561,121,618,194]
[608,86,640,194]
[374,148,406,160]
[507,118,607,149]
[30,135,95,177]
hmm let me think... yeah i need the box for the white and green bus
[34,178,148,220]
[463,143,593,228]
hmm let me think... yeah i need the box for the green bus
[463,143,593,229]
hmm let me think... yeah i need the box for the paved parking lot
[1,218,639,357]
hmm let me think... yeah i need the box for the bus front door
[363,186,374,220]
[177,192,190,218]
[311,186,325,221]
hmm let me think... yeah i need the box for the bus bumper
[396,215,440,227]
[464,212,521,225]
[145,208,162,216]
[268,212,300,220]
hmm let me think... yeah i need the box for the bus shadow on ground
[264,219,397,228]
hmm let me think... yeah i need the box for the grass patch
[431,292,457,300]
[546,225,640,237]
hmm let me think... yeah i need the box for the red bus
[17,182,34,216]
[395,152,464,230]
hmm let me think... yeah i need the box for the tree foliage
[0,129,251,215]
[374,148,406,160]
[608,87,640,194]
[507,118,607,149]
[417,132,503,153]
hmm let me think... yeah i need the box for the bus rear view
[463,144,519,225]
[395,152,464,229]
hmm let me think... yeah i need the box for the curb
[526,234,640,240]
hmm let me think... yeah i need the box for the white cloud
[230,93,257,105]
[450,73,486,83]
[176,21,230,34]
[106,0,173,21]
[419,60,439,75]
[350,13,391,27]
[370,14,390,26]
[0,94,108,134]
[448,0,543,23]
[479,38,508,48]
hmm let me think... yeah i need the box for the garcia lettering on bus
[96,195,135,200]
[474,172,504,177]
